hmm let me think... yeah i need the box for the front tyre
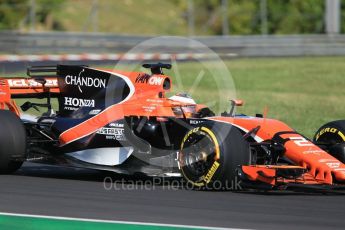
[0,110,27,174]
[178,122,250,190]
[314,120,345,163]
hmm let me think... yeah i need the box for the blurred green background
[1,0,344,35]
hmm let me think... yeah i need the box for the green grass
[3,57,345,138]
[0,214,198,230]
[51,0,187,35]
[165,57,345,138]
[112,57,345,137]
[229,57,345,137]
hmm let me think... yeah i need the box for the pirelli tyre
[0,110,26,174]
[178,122,250,190]
[313,120,345,163]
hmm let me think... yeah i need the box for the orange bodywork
[0,79,21,115]
[209,116,345,185]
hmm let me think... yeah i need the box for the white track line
[0,212,249,230]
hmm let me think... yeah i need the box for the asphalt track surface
[0,163,344,230]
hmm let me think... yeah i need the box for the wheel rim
[180,128,218,185]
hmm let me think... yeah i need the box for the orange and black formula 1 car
[1,63,345,192]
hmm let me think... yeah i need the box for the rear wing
[0,66,60,115]
[1,65,60,98]
[6,77,59,98]
[26,65,57,77]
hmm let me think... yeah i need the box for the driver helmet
[169,93,197,116]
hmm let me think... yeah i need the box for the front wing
[238,165,345,193]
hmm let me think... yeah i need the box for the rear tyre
[179,122,250,190]
[0,110,26,174]
[313,120,345,163]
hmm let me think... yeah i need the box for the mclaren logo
[65,70,106,93]
[64,97,95,108]
[7,79,58,88]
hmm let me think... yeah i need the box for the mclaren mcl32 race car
[1,63,345,192]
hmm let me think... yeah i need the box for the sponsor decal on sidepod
[65,74,106,93]
[64,97,95,110]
